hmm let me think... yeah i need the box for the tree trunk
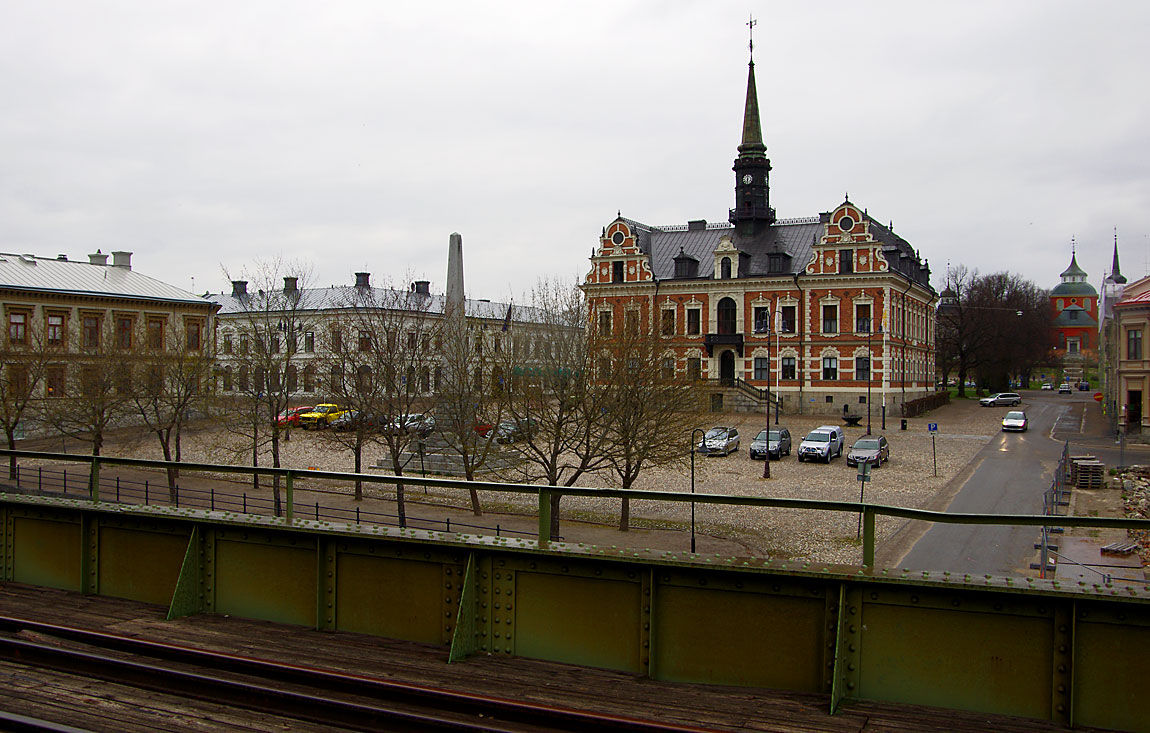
[390,452,407,528]
[353,439,363,502]
[619,497,630,531]
[6,431,16,481]
[159,432,177,499]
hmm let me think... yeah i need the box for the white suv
[798,425,845,463]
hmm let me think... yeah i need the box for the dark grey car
[846,435,890,467]
[750,427,791,460]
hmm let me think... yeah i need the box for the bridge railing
[3,448,1150,569]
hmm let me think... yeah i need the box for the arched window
[720,257,732,279]
[717,297,737,335]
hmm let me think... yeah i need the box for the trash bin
[900,418,907,431]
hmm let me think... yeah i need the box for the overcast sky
[2,1,1147,302]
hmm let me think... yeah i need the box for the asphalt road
[898,392,1092,576]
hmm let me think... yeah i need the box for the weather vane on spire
[747,14,757,59]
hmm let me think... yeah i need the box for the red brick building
[582,56,937,417]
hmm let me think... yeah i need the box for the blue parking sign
[928,423,938,432]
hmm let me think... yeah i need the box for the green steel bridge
[1,449,1148,731]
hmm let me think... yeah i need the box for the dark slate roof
[209,286,545,324]
[1053,304,1097,328]
[627,212,931,288]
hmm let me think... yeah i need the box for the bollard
[211,488,215,511]
[116,476,120,502]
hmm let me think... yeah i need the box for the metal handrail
[4,448,1149,567]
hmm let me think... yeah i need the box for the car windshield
[768,430,783,440]
[806,432,830,443]
[1005,411,1025,420]
[853,439,881,450]
[705,428,727,440]
[755,430,770,441]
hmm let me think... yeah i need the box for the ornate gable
[587,219,653,285]
[805,201,889,276]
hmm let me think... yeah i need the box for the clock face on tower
[742,174,753,185]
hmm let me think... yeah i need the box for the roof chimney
[413,280,430,295]
[88,249,108,266]
[231,280,248,297]
[111,251,132,269]
[57,254,68,261]
[283,276,298,294]
[688,219,707,231]
[354,272,370,288]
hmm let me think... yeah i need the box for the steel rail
[0,616,708,733]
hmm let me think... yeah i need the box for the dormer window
[768,254,786,274]
[720,257,732,279]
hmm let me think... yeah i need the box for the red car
[276,406,314,428]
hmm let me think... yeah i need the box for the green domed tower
[1050,247,1098,356]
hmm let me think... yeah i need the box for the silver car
[697,426,740,456]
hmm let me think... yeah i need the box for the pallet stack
[1072,458,1106,489]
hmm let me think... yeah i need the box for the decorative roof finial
[747,14,757,60]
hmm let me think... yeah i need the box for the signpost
[928,422,938,477]
[855,460,871,539]
[1093,392,1103,402]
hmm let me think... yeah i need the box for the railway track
[0,616,710,732]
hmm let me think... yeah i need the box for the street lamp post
[690,428,705,554]
[865,319,881,435]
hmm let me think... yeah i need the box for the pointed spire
[737,56,767,159]
[1110,228,1127,284]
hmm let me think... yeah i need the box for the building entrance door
[720,351,735,386]
[1128,390,1142,434]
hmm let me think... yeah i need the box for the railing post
[538,489,552,547]
[862,508,876,567]
[89,458,100,502]
[285,471,294,523]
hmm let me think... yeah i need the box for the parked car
[1001,410,1028,432]
[275,405,313,428]
[298,404,347,429]
[846,435,890,468]
[391,413,435,437]
[1078,381,1090,391]
[331,410,363,431]
[749,427,791,460]
[1040,383,1053,391]
[797,426,845,463]
[697,426,740,456]
[493,418,537,443]
[1058,383,1073,395]
[979,392,1021,407]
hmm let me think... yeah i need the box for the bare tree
[500,278,609,537]
[0,318,50,479]
[222,260,314,515]
[433,301,523,515]
[596,321,700,530]
[44,321,134,459]
[937,266,1055,395]
[333,281,439,526]
[131,325,215,496]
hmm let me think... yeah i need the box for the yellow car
[298,404,347,429]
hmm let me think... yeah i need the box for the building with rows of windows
[582,55,937,417]
[0,250,218,426]
[208,272,549,402]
